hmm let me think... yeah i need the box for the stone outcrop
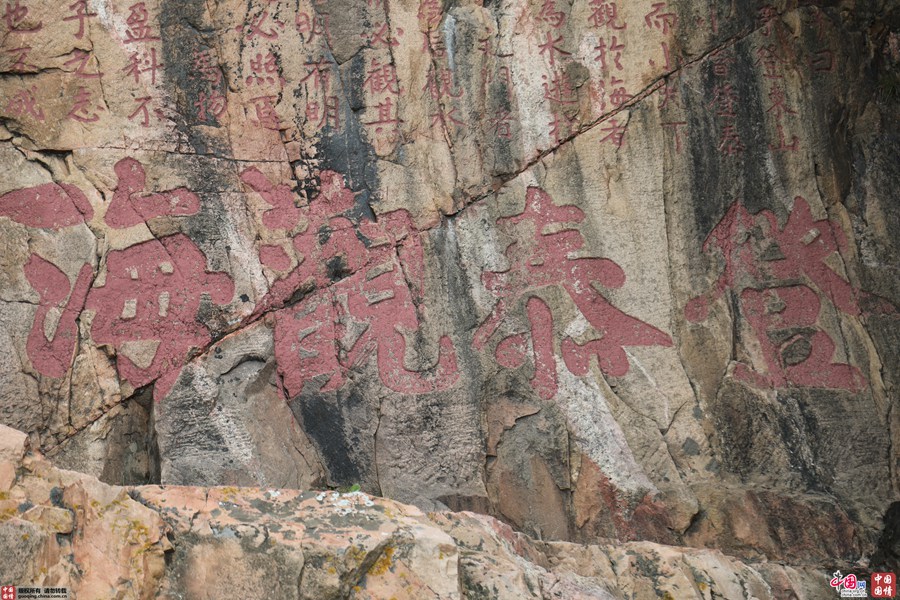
[0,424,835,598]
[1,0,899,594]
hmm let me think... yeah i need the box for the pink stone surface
[239,166,302,230]
[259,244,291,270]
[105,157,200,228]
[0,182,93,228]
[24,255,93,377]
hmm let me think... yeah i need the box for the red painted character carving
[1,182,94,378]
[431,106,463,129]
[758,4,778,36]
[657,83,677,109]
[239,168,458,396]
[477,36,491,56]
[192,49,226,123]
[474,187,673,399]
[364,97,401,145]
[248,95,281,129]
[809,49,834,73]
[128,96,166,127]
[306,95,340,131]
[644,2,676,34]
[25,256,93,377]
[3,0,41,33]
[193,49,223,87]
[295,11,329,44]
[0,181,93,228]
[684,197,894,391]
[417,0,442,31]
[756,44,786,79]
[242,8,285,40]
[122,48,162,85]
[490,110,513,139]
[63,49,103,79]
[423,66,463,100]
[364,58,401,95]
[587,0,626,30]
[538,0,566,28]
[422,30,446,56]
[543,70,578,104]
[709,83,743,155]
[5,167,231,400]
[594,35,624,71]
[68,86,103,123]
[104,157,200,228]
[64,0,96,39]
[538,32,571,68]
[363,22,403,48]
[275,251,458,397]
[7,45,35,71]
[301,57,331,93]
[608,78,631,107]
[600,118,626,146]
[195,91,227,122]
[547,111,575,144]
[662,120,686,152]
[6,85,44,120]
[246,52,280,86]
[86,234,235,400]
[123,2,159,43]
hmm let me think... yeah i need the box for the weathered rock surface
[1,0,899,592]
[0,424,835,598]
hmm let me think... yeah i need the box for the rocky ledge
[0,423,832,599]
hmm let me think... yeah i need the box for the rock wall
[0,423,836,598]
[1,0,899,589]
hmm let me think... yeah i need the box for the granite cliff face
[0,424,837,598]
[1,0,899,596]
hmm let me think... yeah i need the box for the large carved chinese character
[4,167,231,399]
[240,167,457,395]
[475,186,673,399]
[685,197,890,391]
[86,234,234,400]
[275,253,458,397]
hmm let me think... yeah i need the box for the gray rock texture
[1,0,899,594]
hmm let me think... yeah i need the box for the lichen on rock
[1,0,899,597]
